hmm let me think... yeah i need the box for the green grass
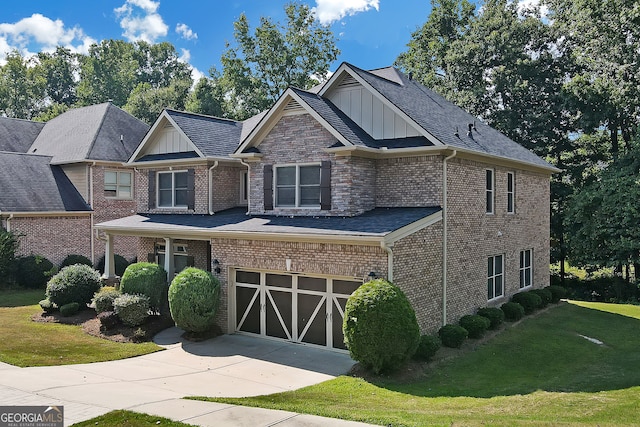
[71,410,196,426]
[191,301,640,426]
[0,289,162,367]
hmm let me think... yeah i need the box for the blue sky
[0,0,434,81]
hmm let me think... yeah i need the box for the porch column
[164,237,174,281]
[103,234,115,279]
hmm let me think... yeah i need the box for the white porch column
[103,234,116,279]
[164,237,174,281]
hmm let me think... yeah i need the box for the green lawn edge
[70,410,197,426]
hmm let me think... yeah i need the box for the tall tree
[184,75,224,117]
[124,79,191,124]
[36,47,79,106]
[0,51,44,119]
[134,41,192,89]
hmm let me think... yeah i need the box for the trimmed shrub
[119,262,167,314]
[501,301,525,321]
[59,302,80,317]
[438,324,468,348]
[45,264,102,307]
[546,285,567,303]
[113,293,150,327]
[0,227,19,286]
[17,255,56,289]
[532,288,552,308]
[98,311,120,330]
[459,314,491,339]
[39,298,57,314]
[343,279,420,374]
[169,267,221,334]
[92,286,120,313]
[511,291,542,314]
[477,307,505,330]
[95,254,130,277]
[414,335,441,361]
[60,254,93,269]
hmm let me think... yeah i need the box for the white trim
[519,248,533,289]
[507,171,515,214]
[104,169,133,200]
[239,169,249,205]
[274,163,322,209]
[157,169,189,209]
[487,254,505,301]
[486,168,495,215]
[384,210,442,245]
[2,211,92,217]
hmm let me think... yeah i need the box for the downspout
[442,149,457,326]
[380,240,393,282]
[208,161,219,215]
[239,159,251,214]
[89,162,96,264]
[6,213,14,232]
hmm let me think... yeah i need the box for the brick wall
[376,155,442,207]
[212,164,245,212]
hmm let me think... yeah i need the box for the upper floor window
[275,164,321,208]
[104,171,132,199]
[507,172,515,214]
[519,249,532,289]
[487,254,504,301]
[486,169,495,214]
[158,171,188,208]
[240,170,249,204]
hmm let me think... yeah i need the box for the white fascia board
[5,211,92,217]
[383,210,443,246]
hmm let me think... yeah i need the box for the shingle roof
[0,152,90,212]
[28,103,149,164]
[0,117,45,153]
[165,109,242,157]
[97,206,441,238]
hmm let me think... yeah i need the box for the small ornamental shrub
[113,293,150,327]
[92,286,120,313]
[477,307,505,330]
[414,335,441,361]
[546,285,567,303]
[46,264,102,307]
[60,254,93,269]
[459,314,491,339]
[343,279,420,374]
[17,255,56,289]
[39,298,57,314]
[501,301,525,321]
[532,288,552,308]
[119,262,167,314]
[169,267,221,334]
[512,291,542,314]
[95,254,130,277]
[59,302,80,317]
[98,311,120,330]
[438,324,468,348]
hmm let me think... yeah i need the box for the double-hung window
[158,171,188,208]
[104,171,132,199]
[507,172,515,213]
[486,169,494,214]
[487,254,504,300]
[519,249,532,289]
[275,164,321,208]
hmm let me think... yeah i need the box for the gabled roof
[28,103,149,164]
[0,152,90,212]
[0,117,45,153]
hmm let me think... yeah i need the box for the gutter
[90,161,96,264]
[6,214,13,232]
[239,159,251,213]
[442,149,457,326]
[208,161,219,215]
[380,240,394,282]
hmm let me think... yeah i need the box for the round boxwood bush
[501,301,525,321]
[17,255,56,289]
[169,267,221,334]
[45,264,102,307]
[59,302,80,317]
[95,254,130,277]
[511,291,542,314]
[414,335,441,361]
[92,286,120,313]
[459,314,491,339]
[546,285,567,303]
[343,278,420,374]
[39,298,57,314]
[60,254,93,269]
[477,307,505,330]
[438,324,468,348]
[113,293,150,326]
[532,288,552,308]
[119,262,167,314]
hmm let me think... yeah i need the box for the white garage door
[233,270,361,350]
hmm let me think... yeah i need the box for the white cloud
[176,23,197,40]
[178,48,204,87]
[516,0,549,19]
[114,0,168,43]
[313,0,380,25]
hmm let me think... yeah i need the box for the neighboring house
[0,103,149,266]
[96,62,558,351]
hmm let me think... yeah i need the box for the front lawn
[192,301,640,426]
[71,410,196,427]
[0,289,162,367]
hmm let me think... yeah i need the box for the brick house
[0,103,149,266]
[96,63,557,350]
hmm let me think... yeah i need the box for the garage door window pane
[236,271,260,285]
[266,274,292,288]
[333,280,361,295]
[298,277,326,292]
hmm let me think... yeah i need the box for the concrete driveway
[0,328,368,426]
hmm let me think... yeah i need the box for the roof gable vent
[338,75,359,88]
[283,99,304,114]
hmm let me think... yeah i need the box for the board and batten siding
[61,163,89,202]
[327,77,421,140]
[141,124,193,156]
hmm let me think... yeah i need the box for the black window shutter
[148,170,156,210]
[264,164,273,210]
[187,169,195,210]
[320,160,331,210]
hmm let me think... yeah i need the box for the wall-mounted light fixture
[367,271,377,280]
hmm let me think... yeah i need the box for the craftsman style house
[96,63,557,350]
[0,103,149,265]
